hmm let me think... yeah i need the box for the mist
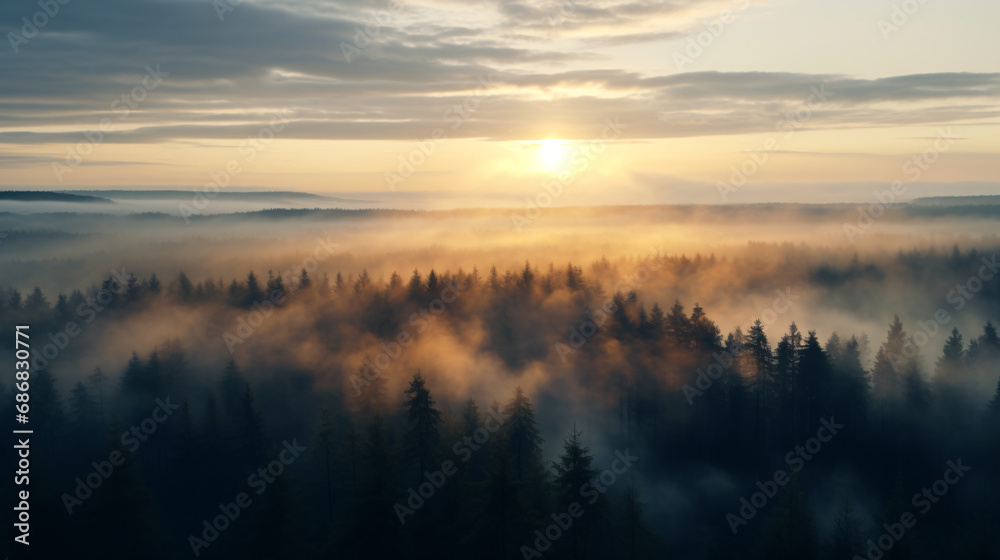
[1,201,999,559]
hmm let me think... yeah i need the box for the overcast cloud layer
[0,0,997,197]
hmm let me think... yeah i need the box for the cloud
[0,0,997,149]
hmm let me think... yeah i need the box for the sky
[0,0,998,204]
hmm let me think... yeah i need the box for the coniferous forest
[3,0,1000,554]
[1,206,1000,560]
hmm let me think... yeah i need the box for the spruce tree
[403,371,441,476]
[552,429,604,560]
[504,387,543,482]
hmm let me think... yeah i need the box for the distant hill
[0,191,112,203]
[912,196,1000,206]
[59,190,350,202]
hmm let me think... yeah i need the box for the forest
[2,244,999,559]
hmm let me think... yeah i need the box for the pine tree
[872,316,908,397]
[8,288,22,310]
[935,328,970,426]
[246,270,263,304]
[690,303,722,355]
[267,269,285,295]
[552,429,597,504]
[148,272,161,293]
[826,332,844,367]
[936,328,965,377]
[552,429,603,560]
[54,292,70,320]
[427,268,439,295]
[774,323,802,445]
[407,268,424,300]
[24,286,49,313]
[666,299,691,346]
[121,351,144,395]
[387,271,402,292]
[744,319,772,475]
[519,261,533,292]
[648,303,665,340]
[797,331,831,439]
[983,321,999,348]
[125,273,140,301]
[833,336,870,432]
[176,272,192,300]
[504,387,543,482]
[871,316,909,432]
[354,268,372,293]
[566,263,579,291]
[403,371,441,476]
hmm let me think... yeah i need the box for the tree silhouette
[504,387,543,483]
[403,371,441,477]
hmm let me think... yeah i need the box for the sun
[536,139,569,173]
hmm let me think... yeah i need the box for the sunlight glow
[536,139,569,173]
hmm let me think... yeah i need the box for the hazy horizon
[1,0,998,202]
[3,0,1000,558]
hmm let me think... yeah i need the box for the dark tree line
[1,254,999,560]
